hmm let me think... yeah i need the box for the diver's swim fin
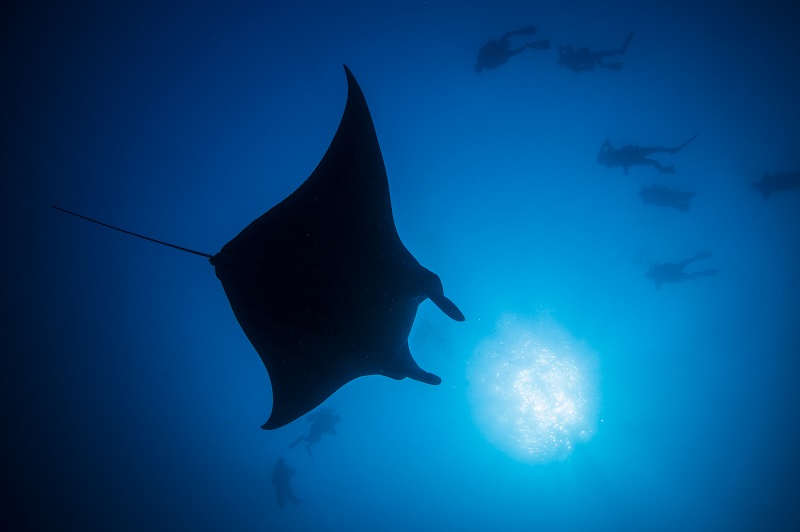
[620,32,634,54]
[669,133,698,154]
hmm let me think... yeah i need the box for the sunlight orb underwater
[468,314,600,463]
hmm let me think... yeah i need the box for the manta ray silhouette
[54,65,464,430]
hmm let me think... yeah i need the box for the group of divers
[477,26,800,290]
[270,26,800,507]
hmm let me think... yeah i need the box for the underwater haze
[4,0,800,530]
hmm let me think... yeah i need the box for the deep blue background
[4,1,800,530]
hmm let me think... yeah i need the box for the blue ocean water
[4,1,800,530]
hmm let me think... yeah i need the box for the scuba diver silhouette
[639,184,695,212]
[288,407,341,460]
[646,251,718,290]
[475,26,550,73]
[559,32,634,73]
[751,171,800,198]
[271,457,302,509]
[597,134,698,175]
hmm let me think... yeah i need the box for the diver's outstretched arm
[677,251,711,268]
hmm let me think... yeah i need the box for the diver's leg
[592,32,634,62]
[688,251,712,262]
[592,51,624,70]
[288,436,306,448]
[597,60,623,71]
[694,269,719,277]
[500,26,537,41]
[640,157,675,174]
[637,146,674,156]
[286,487,302,505]
[504,46,530,59]
[668,133,698,154]
[677,252,711,268]
[637,135,697,157]
[594,50,623,60]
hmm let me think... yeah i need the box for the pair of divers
[646,251,718,290]
[639,184,695,212]
[751,171,800,199]
[598,134,698,175]
[475,26,550,73]
[558,32,634,73]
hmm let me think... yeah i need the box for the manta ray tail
[288,436,305,448]
[53,206,214,259]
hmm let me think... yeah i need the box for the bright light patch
[468,314,599,463]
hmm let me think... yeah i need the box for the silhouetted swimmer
[751,171,800,198]
[272,457,301,509]
[559,32,634,73]
[646,251,718,290]
[288,407,341,460]
[475,26,550,73]
[597,134,698,175]
[639,184,695,211]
